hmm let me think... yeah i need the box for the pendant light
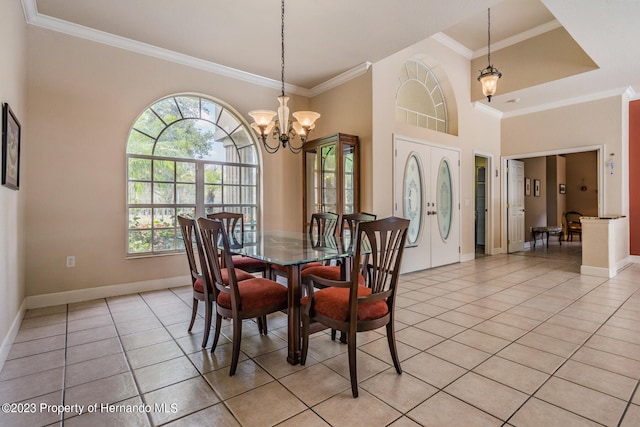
[249,0,320,154]
[477,8,502,102]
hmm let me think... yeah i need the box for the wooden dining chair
[178,216,256,348]
[301,212,377,341]
[271,212,340,281]
[565,211,583,241]
[300,216,409,397]
[198,217,288,376]
[206,212,269,276]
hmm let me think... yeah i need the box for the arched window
[396,59,448,133]
[126,94,260,255]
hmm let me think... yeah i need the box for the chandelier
[477,8,502,102]
[249,0,320,154]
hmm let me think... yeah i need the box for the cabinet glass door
[321,145,337,213]
[303,134,359,231]
[343,144,356,214]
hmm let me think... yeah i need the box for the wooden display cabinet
[302,133,359,231]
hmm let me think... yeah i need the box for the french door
[394,136,460,273]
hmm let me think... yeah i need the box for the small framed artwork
[525,177,531,196]
[559,183,566,194]
[2,103,21,190]
[534,179,541,197]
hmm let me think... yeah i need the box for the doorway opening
[503,146,603,254]
[475,155,490,256]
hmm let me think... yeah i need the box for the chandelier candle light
[249,0,320,154]
[477,8,502,102]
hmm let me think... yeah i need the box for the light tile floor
[1,242,639,426]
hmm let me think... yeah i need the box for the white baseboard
[461,252,475,263]
[580,260,632,278]
[1,276,189,374]
[617,257,632,272]
[0,299,27,375]
[630,255,640,263]
[25,275,190,309]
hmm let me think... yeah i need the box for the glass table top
[227,230,355,266]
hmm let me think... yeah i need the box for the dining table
[227,230,354,365]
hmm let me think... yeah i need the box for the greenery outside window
[126,94,259,256]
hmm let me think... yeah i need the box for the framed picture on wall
[525,177,531,196]
[534,179,541,197]
[2,103,21,191]
[559,183,566,194]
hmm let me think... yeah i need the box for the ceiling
[25,0,640,116]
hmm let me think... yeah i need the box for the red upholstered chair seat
[217,278,287,311]
[301,286,388,322]
[232,256,268,272]
[301,265,365,285]
[194,268,253,292]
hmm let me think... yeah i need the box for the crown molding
[432,32,473,59]
[473,101,503,119]
[502,86,633,118]
[308,62,373,97]
[624,86,639,100]
[21,0,315,97]
[472,20,562,59]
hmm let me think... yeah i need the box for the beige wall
[566,151,598,216]
[502,96,624,217]
[371,37,502,258]
[310,72,373,212]
[470,28,597,102]
[523,157,547,238]
[0,0,27,360]
[25,27,304,297]
[546,155,566,227]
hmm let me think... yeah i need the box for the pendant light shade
[478,66,502,102]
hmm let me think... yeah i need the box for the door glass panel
[343,145,355,214]
[437,158,453,240]
[321,145,336,213]
[403,153,423,245]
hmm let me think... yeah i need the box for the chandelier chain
[487,8,491,66]
[280,0,285,97]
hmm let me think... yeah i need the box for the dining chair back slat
[300,216,409,397]
[177,215,213,348]
[197,217,288,376]
[206,212,269,275]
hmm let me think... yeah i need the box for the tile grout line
[59,305,69,427]
[618,380,640,427]
[103,295,156,427]
[389,269,573,424]
[501,286,640,426]
[151,287,254,426]
[397,261,636,425]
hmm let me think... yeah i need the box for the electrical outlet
[66,256,75,268]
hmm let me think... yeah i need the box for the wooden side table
[532,226,563,247]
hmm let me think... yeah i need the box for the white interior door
[394,138,431,272]
[394,136,460,273]
[431,146,460,268]
[507,159,525,252]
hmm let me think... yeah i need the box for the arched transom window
[126,94,260,256]
[396,59,448,133]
